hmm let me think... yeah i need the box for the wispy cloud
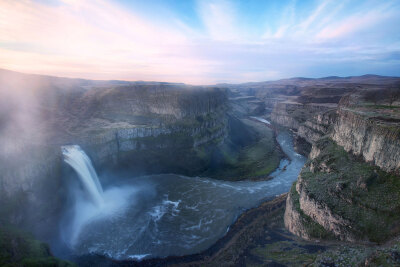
[0,0,216,83]
[197,0,240,41]
[316,2,397,40]
[0,0,399,84]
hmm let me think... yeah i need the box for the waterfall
[62,145,104,207]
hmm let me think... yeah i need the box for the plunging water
[62,145,104,207]
[61,131,306,260]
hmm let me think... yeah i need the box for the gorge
[1,69,400,266]
[60,131,304,260]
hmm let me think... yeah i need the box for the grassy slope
[0,226,75,267]
[300,137,400,242]
[202,118,282,181]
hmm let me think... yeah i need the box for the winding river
[61,126,306,260]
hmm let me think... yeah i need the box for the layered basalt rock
[77,113,229,175]
[270,102,303,130]
[0,70,230,236]
[277,86,400,243]
[65,86,230,175]
[270,101,337,156]
[285,136,400,243]
[297,109,337,144]
[332,108,400,174]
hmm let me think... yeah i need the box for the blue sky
[0,0,399,84]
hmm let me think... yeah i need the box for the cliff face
[65,85,229,175]
[270,101,337,156]
[271,102,336,132]
[78,111,228,175]
[0,70,229,235]
[332,108,400,174]
[0,144,65,236]
[270,102,303,129]
[257,77,400,243]
[296,109,337,147]
[283,87,400,243]
[285,137,400,242]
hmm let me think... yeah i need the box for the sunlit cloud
[0,0,399,84]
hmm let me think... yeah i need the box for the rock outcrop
[284,191,313,240]
[332,108,400,174]
[270,102,303,130]
[297,109,337,144]
[285,136,400,242]
[270,101,337,156]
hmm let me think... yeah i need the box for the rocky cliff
[332,94,400,174]
[270,101,337,156]
[285,137,400,242]
[237,75,400,243]
[239,75,399,152]
[283,86,400,243]
[0,70,230,237]
[62,84,229,175]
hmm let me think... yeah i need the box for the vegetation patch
[301,137,400,242]
[251,240,319,266]
[202,118,282,181]
[0,226,74,267]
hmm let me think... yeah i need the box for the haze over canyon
[1,0,400,266]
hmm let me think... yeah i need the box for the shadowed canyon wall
[0,69,229,237]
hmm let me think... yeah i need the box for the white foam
[66,185,137,246]
[128,254,151,260]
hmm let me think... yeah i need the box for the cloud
[0,0,217,83]
[315,3,397,40]
[196,0,242,41]
[0,0,399,84]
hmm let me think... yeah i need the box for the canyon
[229,74,400,244]
[1,69,400,266]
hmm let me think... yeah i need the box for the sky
[0,0,399,84]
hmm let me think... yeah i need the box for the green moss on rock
[300,137,400,242]
[0,226,75,267]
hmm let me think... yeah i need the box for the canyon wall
[2,69,399,245]
[275,86,400,243]
[332,108,400,174]
[284,136,400,242]
[0,70,229,236]
[270,101,337,155]
[69,85,229,175]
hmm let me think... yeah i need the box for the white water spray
[61,145,137,247]
[62,145,104,207]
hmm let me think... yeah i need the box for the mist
[0,1,399,265]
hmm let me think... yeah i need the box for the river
[62,129,306,260]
